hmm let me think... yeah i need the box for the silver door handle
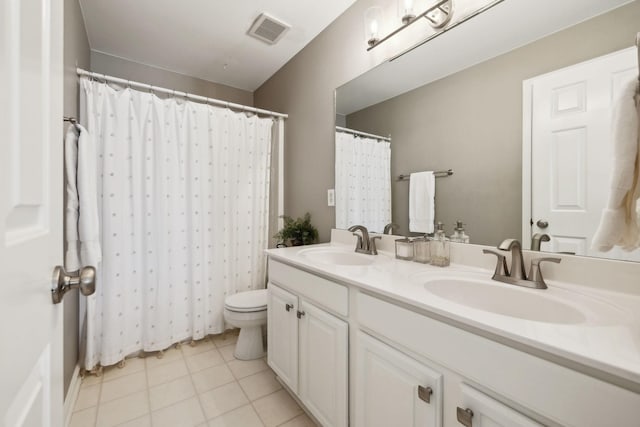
[456,407,474,427]
[51,266,96,304]
[536,219,549,229]
[417,385,433,403]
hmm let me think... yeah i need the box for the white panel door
[459,384,542,427]
[298,300,348,427]
[0,0,64,426]
[354,331,443,427]
[267,283,299,393]
[528,47,639,260]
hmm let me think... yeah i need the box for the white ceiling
[78,0,357,91]
[336,0,635,115]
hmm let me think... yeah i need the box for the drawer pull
[456,407,474,427]
[417,385,433,403]
[285,303,293,312]
[297,310,306,319]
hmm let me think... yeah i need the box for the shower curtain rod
[336,126,391,142]
[76,68,288,119]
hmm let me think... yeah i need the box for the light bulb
[399,0,415,24]
[364,7,383,47]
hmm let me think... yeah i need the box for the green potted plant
[274,212,319,246]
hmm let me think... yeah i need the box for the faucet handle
[482,249,509,277]
[528,257,561,289]
[369,236,382,255]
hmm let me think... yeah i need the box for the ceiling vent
[248,13,290,45]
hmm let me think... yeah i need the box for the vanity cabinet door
[457,384,543,427]
[298,299,348,427]
[267,283,299,393]
[354,331,443,427]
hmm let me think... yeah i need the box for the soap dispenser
[450,220,470,244]
[430,222,450,267]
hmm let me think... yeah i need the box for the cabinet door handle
[417,385,433,403]
[285,303,293,312]
[456,407,474,427]
[296,310,305,319]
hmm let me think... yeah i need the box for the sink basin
[422,276,587,324]
[298,247,382,266]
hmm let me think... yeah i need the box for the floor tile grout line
[142,356,152,425]
[198,356,251,423]
[249,386,303,427]
[184,343,210,425]
[145,349,184,422]
[97,370,149,407]
[93,373,104,427]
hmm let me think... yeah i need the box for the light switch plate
[328,189,335,206]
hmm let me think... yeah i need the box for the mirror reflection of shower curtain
[79,77,274,370]
[335,131,391,232]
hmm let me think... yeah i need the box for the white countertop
[266,240,640,391]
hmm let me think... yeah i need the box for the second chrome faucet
[348,225,381,255]
[483,238,560,289]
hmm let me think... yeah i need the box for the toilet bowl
[223,289,268,360]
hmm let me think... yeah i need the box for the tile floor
[69,331,317,427]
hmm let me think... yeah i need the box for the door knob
[51,266,96,304]
[285,303,293,312]
[536,219,549,229]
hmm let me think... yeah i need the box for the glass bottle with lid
[430,222,450,267]
[450,220,470,244]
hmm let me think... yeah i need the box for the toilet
[223,289,268,360]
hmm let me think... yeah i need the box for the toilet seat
[224,289,267,313]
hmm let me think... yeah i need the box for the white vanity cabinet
[356,291,640,427]
[267,284,299,392]
[267,260,349,427]
[457,384,542,427]
[354,331,443,427]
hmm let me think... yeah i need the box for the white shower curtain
[335,131,391,232]
[80,77,274,369]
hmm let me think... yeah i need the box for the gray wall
[346,2,640,245]
[255,0,640,243]
[254,0,408,243]
[63,0,90,399]
[91,51,253,106]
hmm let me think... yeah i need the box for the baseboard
[63,364,81,427]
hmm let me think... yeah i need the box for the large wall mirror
[335,0,640,261]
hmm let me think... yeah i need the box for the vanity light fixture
[366,0,454,51]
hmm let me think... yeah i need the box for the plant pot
[290,239,304,247]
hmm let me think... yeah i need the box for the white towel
[64,124,101,271]
[592,78,640,252]
[409,171,435,233]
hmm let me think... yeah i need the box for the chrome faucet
[383,223,398,235]
[483,238,561,289]
[497,238,527,280]
[348,225,381,255]
[531,233,551,251]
